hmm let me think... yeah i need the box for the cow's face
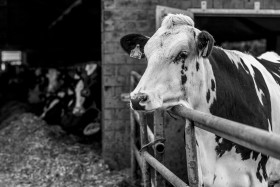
[121,14,214,111]
[72,64,99,115]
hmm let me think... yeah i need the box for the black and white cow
[37,64,101,141]
[121,14,280,187]
[69,63,101,137]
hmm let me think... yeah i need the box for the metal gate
[121,71,280,187]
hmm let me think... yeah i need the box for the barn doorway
[157,5,280,56]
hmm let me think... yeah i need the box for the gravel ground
[0,112,133,187]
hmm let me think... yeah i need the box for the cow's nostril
[140,94,148,102]
[130,93,149,111]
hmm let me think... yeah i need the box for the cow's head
[72,64,99,115]
[120,14,214,111]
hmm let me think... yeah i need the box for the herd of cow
[0,62,101,143]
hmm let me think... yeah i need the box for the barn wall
[102,0,194,170]
[102,0,280,170]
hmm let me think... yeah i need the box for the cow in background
[121,14,280,187]
[40,63,101,142]
[61,63,101,139]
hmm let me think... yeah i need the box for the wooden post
[139,113,152,187]
[185,121,199,187]
[154,109,166,187]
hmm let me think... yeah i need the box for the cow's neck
[182,53,219,183]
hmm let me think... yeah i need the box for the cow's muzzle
[130,92,149,111]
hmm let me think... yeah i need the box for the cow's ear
[197,31,214,58]
[120,34,149,59]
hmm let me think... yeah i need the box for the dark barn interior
[195,15,280,55]
[0,1,131,186]
[2,0,101,66]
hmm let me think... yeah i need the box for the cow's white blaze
[85,64,97,76]
[73,79,85,114]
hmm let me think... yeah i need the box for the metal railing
[123,71,280,187]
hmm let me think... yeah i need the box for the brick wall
[102,0,195,169]
[102,0,280,170]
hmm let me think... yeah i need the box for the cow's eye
[175,51,188,61]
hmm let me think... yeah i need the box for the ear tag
[202,41,209,57]
[130,44,142,59]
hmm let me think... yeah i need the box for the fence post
[130,74,137,182]
[154,109,166,187]
[130,108,138,182]
[185,120,199,187]
[139,113,152,187]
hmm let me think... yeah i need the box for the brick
[181,1,192,9]
[115,0,158,8]
[206,0,213,8]
[103,31,122,42]
[126,56,147,64]
[109,9,154,21]
[103,10,113,21]
[103,86,115,98]
[136,21,155,32]
[275,0,280,8]
[103,53,126,64]
[103,119,130,130]
[104,42,122,54]
[213,0,223,8]
[103,0,115,9]
[104,75,126,86]
[116,65,131,76]
[223,0,244,8]
[102,130,130,169]
[191,0,201,8]
[103,19,114,31]
[244,0,254,9]
[115,86,130,95]
[103,65,116,76]
[264,0,275,9]
[104,96,129,108]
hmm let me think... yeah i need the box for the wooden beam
[48,0,82,29]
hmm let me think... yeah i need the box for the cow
[68,63,101,137]
[120,14,280,187]
[72,63,101,115]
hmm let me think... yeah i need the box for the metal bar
[131,71,142,81]
[185,121,199,187]
[134,144,143,170]
[154,109,166,187]
[134,111,155,142]
[130,108,137,180]
[147,125,155,143]
[139,113,152,187]
[130,70,137,181]
[172,106,280,160]
[189,8,280,17]
[142,151,188,187]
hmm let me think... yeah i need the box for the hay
[0,113,131,187]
